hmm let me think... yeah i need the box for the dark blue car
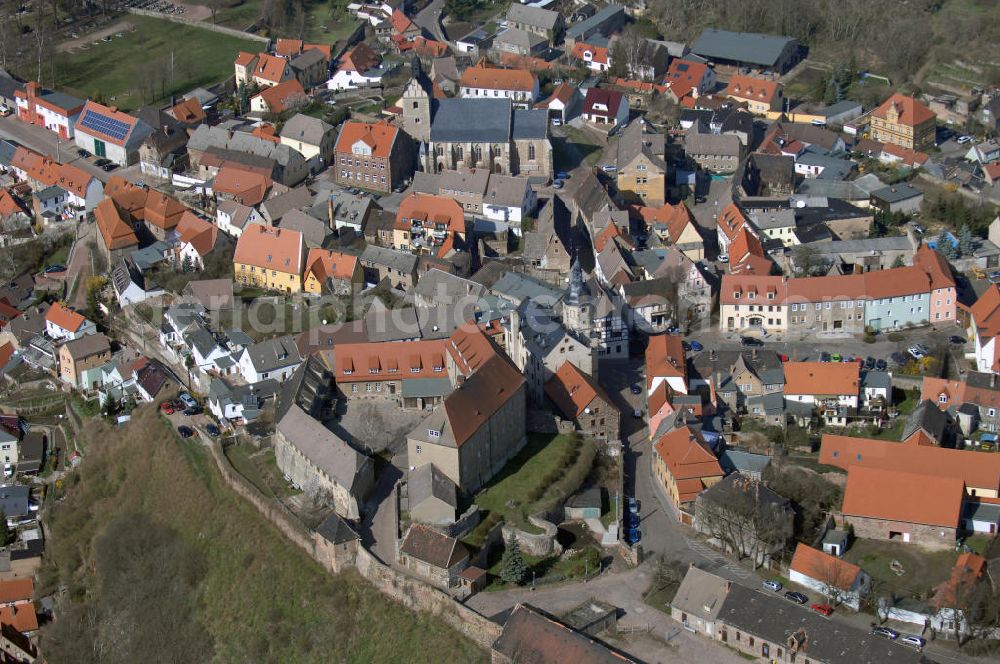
[624,527,642,545]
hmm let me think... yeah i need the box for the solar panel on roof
[80,109,131,141]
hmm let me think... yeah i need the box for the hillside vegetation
[38,407,487,664]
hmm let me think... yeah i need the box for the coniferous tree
[500,534,526,585]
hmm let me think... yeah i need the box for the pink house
[913,244,957,324]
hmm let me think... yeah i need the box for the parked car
[718,253,729,263]
[160,401,175,415]
[872,627,899,640]
[629,383,642,395]
[76,148,90,158]
[777,353,789,362]
[600,164,617,172]
[177,425,194,438]
[94,158,110,167]
[551,117,562,126]
[875,358,888,371]
[890,352,908,366]
[784,591,808,604]
[950,335,966,345]
[205,423,220,437]
[957,135,973,144]
[183,405,203,416]
[907,346,926,360]
[820,352,831,362]
[900,635,925,650]
[624,527,641,545]
[762,580,782,592]
[0,104,11,117]
[632,408,642,418]
[810,603,833,617]
[689,340,704,352]
[102,162,117,172]
[831,353,842,362]
[178,393,198,410]
[740,337,763,348]
[555,171,570,180]
[552,179,564,189]
[625,512,639,528]
[625,496,638,515]
[864,357,875,370]
[44,264,66,274]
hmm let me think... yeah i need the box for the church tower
[401,58,433,144]
[562,256,593,339]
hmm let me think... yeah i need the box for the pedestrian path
[686,539,752,580]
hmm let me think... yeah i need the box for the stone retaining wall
[125,8,269,42]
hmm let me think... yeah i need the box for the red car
[810,603,833,617]
[777,353,789,362]
[160,401,175,415]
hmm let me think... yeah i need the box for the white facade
[459,82,539,107]
[15,98,79,138]
[327,68,384,91]
[216,204,263,239]
[74,130,130,167]
[789,567,868,611]
[785,391,859,409]
[45,318,96,342]
[237,348,301,383]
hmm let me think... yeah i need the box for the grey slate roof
[245,335,302,374]
[511,109,548,139]
[408,462,458,509]
[902,399,949,443]
[0,486,29,520]
[277,403,368,491]
[431,98,512,143]
[717,580,927,664]
[685,130,742,158]
[491,271,563,306]
[566,3,625,40]
[506,3,560,30]
[495,27,547,50]
[871,182,923,204]
[315,512,359,544]
[718,449,772,476]
[279,208,330,247]
[691,28,797,67]
[861,371,892,390]
[360,245,417,274]
[279,113,333,147]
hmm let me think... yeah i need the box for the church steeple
[565,255,589,307]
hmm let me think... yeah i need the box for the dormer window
[748,292,755,300]
[428,429,440,438]
[767,292,775,300]
[733,291,741,298]
[411,367,420,373]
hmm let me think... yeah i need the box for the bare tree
[357,402,387,453]
[694,475,792,570]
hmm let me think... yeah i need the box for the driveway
[0,115,111,183]
[359,461,402,565]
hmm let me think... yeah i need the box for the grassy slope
[39,407,487,663]
[56,15,261,111]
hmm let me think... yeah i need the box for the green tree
[0,510,12,547]
[891,254,906,268]
[958,224,977,257]
[182,255,193,273]
[500,534,526,585]
[936,229,957,259]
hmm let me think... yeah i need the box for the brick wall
[845,514,956,551]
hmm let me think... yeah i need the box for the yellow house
[233,224,305,293]
[723,75,783,115]
[652,426,724,519]
[302,248,362,295]
[616,121,667,207]
[870,93,936,152]
[636,203,705,261]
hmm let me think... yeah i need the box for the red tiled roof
[545,361,614,419]
[0,343,14,367]
[10,146,95,198]
[168,97,206,125]
[663,59,710,99]
[341,43,381,73]
[175,211,218,257]
[645,333,687,388]
[653,426,723,501]
[933,552,986,609]
[717,202,749,243]
[610,78,667,95]
[820,433,1000,493]
[334,339,450,383]
[448,323,500,376]
[94,198,138,252]
[873,93,936,127]
[783,361,859,396]
[912,244,955,291]
[274,39,305,58]
[444,354,524,447]
[304,248,359,284]
[235,51,257,67]
[880,142,929,166]
[634,202,695,243]
[0,603,37,634]
[593,222,634,252]
[571,42,610,66]
[75,101,140,147]
[212,166,272,207]
[253,53,291,84]
[724,75,780,105]
[534,82,576,109]
[790,543,863,591]
[459,61,537,92]
[233,223,303,275]
[842,465,964,528]
[396,193,465,234]
[971,285,1000,338]
[921,376,1000,413]
[253,79,307,113]
[335,120,399,159]
[251,123,281,143]
[0,190,25,219]
[390,8,416,34]
[0,579,32,605]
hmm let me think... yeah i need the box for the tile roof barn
[842,465,965,528]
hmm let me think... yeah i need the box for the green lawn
[214,0,359,42]
[485,546,601,591]
[464,433,588,546]
[56,15,261,111]
[844,539,958,597]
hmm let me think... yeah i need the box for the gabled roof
[571,42,610,66]
[175,211,218,257]
[304,248,358,284]
[45,302,88,333]
[279,113,333,146]
[252,79,307,113]
[645,333,686,386]
[492,604,635,664]
[233,223,303,274]
[212,166,272,207]
[505,3,561,30]
[396,193,464,233]
[335,120,399,158]
[790,543,863,590]
[691,28,796,67]
[873,93,935,127]
[842,465,964,528]
[253,53,291,83]
[971,284,1000,339]
[663,59,710,99]
[783,361,859,396]
[339,43,381,74]
[534,82,577,110]
[933,552,986,609]
[458,61,537,93]
[653,426,723,501]
[167,97,206,125]
[75,100,150,148]
[399,523,467,569]
[545,361,614,419]
[582,88,623,117]
[634,203,697,244]
[443,354,524,446]
[724,75,780,105]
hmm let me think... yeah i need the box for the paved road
[359,462,402,565]
[0,115,111,184]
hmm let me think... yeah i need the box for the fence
[125,7,270,42]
